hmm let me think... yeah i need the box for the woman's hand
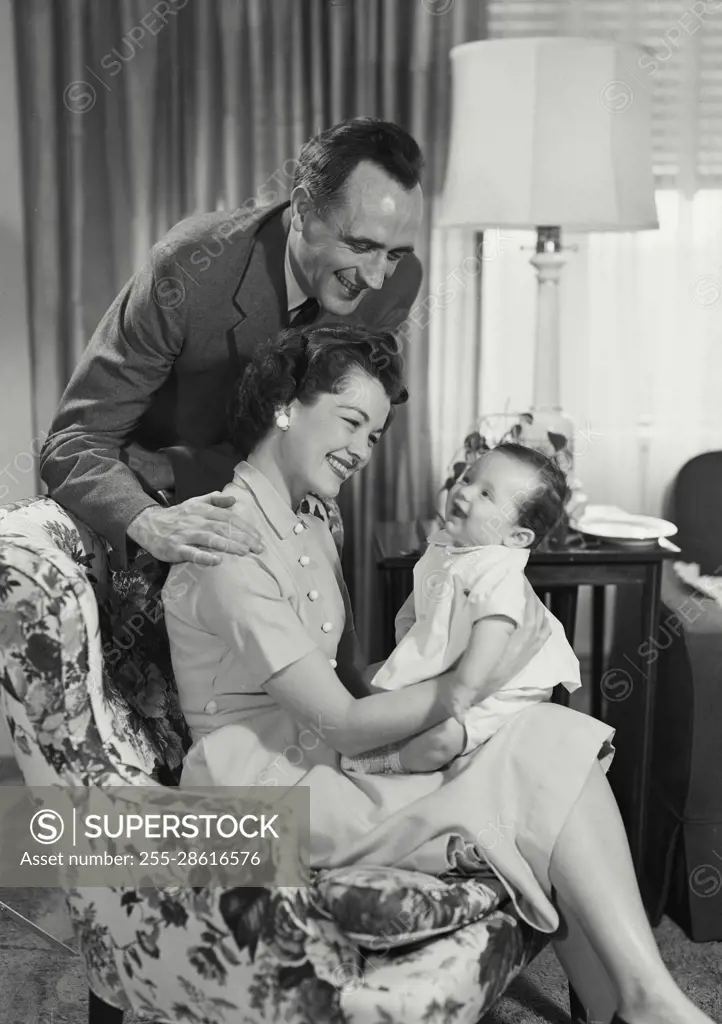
[484,585,551,688]
[399,718,466,772]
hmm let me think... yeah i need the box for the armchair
[0,496,561,1023]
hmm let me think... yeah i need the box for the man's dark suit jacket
[40,202,422,555]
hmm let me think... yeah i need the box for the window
[487,0,722,193]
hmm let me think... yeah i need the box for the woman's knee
[500,702,584,773]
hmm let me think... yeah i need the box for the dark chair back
[669,451,722,575]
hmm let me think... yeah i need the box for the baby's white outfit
[372,529,581,755]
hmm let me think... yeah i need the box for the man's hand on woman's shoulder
[126,491,264,566]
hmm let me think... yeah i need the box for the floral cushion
[339,905,546,1024]
[0,496,106,597]
[0,511,159,785]
[311,865,506,949]
[99,549,192,784]
[66,882,543,1024]
[0,496,547,1024]
[0,497,184,783]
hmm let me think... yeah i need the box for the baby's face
[445,450,539,548]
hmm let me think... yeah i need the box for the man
[40,117,424,566]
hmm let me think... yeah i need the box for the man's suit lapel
[227,204,290,369]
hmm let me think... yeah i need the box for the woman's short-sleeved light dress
[165,462,615,934]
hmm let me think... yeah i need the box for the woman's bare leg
[552,900,619,1024]
[549,762,714,1024]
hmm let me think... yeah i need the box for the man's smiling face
[289,160,423,316]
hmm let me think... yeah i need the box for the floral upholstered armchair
[0,496,560,1024]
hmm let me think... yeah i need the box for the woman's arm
[270,597,549,758]
[397,718,467,772]
[275,594,550,758]
[189,553,548,759]
[315,599,550,759]
[190,556,451,756]
[264,649,455,757]
[334,627,374,699]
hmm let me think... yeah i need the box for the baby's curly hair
[229,323,408,457]
[494,442,570,549]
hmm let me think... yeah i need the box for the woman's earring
[275,411,290,431]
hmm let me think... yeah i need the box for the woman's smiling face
[281,368,392,500]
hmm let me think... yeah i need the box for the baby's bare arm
[445,615,517,719]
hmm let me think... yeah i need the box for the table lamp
[437,37,659,473]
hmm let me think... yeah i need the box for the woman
[165,323,712,1024]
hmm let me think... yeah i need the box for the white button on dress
[204,700,218,714]
[308,589,319,601]
[293,523,304,534]
[329,659,337,668]
[321,621,333,633]
[299,555,310,567]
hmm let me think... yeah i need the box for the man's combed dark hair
[230,323,408,457]
[293,117,423,211]
[494,442,570,550]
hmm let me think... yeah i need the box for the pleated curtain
[13,0,488,653]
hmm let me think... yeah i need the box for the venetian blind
[487,0,722,193]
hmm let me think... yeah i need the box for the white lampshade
[438,37,659,232]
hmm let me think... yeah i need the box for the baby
[341,442,581,775]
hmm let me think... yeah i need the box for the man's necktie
[289,297,320,327]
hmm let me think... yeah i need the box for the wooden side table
[374,521,680,880]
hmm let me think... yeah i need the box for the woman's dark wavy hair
[229,323,408,457]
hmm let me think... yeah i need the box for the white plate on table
[574,513,678,548]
